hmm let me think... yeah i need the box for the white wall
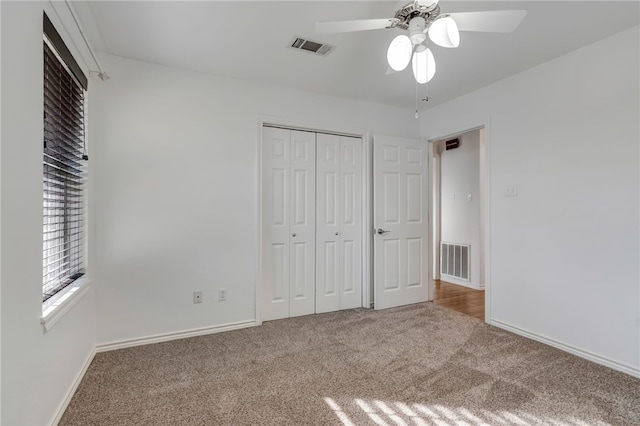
[439,130,482,288]
[91,53,419,346]
[0,1,4,421]
[421,26,640,375]
[478,129,486,288]
[0,2,97,424]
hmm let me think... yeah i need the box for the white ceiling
[75,1,639,110]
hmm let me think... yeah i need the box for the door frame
[427,119,492,322]
[256,116,371,325]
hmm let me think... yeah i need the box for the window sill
[41,278,91,332]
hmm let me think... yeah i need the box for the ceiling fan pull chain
[423,79,430,103]
[423,40,431,104]
[415,79,420,119]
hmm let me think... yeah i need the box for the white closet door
[262,127,291,321]
[262,128,316,321]
[316,134,362,313]
[316,134,340,313]
[289,130,316,317]
[339,136,362,309]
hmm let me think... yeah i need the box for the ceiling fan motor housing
[393,2,441,30]
[408,17,427,44]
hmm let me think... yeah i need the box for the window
[42,13,89,303]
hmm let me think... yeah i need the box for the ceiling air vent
[289,36,335,56]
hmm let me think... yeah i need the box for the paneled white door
[316,134,362,313]
[262,127,316,320]
[373,134,429,310]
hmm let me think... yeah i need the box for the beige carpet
[61,303,640,425]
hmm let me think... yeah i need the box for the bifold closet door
[316,134,363,313]
[262,127,316,321]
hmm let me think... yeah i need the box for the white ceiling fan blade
[448,10,528,33]
[316,18,398,34]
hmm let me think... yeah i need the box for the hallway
[434,280,485,320]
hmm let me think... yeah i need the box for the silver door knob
[335,232,339,236]
[377,229,390,235]
[292,233,297,237]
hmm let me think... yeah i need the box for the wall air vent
[445,138,460,150]
[441,242,470,281]
[289,36,335,56]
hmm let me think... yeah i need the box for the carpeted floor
[61,302,640,425]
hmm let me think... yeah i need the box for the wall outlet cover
[504,185,518,197]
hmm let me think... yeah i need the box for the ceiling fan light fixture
[412,46,436,84]
[408,16,427,45]
[416,0,440,8]
[387,34,412,71]
[428,16,460,48]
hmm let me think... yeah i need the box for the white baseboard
[96,320,257,352]
[491,319,640,378]
[440,274,484,290]
[51,347,96,426]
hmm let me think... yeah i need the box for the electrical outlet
[193,291,203,304]
[218,288,227,302]
[504,185,518,197]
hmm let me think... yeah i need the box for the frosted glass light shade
[428,16,460,48]
[416,0,439,7]
[412,47,436,84]
[387,35,412,71]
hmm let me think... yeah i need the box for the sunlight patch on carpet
[324,397,612,426]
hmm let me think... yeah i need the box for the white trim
[41,278,91,332]
[258,115,367,141]
[263,123,361,139]
[491,319,640,378]
[425,144,438,302]
[362,132,372,308]
[440,274,484,290]
[483,120,492,323]
[50,347,96,426]
[255,119,263,326]
[431,151,441,282]
[96,320,257,352]
[425,136,434,302]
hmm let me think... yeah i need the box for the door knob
[377,229,390,235]
[292,233,297,237]
[335,232,339,236]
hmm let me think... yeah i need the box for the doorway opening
[430,128,487,321]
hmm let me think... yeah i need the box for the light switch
[505,185,518,197]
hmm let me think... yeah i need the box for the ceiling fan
[316,0,527,85]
